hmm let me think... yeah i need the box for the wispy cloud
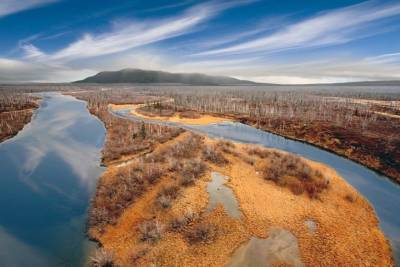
[364,51,400,64]
[195,1,400,56]
[0,0,58,18]
[23,1,249,62]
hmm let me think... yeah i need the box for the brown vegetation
[249,148,330,198]
[185,222,217,244]
[0,91,38,142]
[68,91,183,165]
[138,220,164,243]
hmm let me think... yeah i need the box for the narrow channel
[0,93,105,266]
[113,108,400,265]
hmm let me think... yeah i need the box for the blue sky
[1,0,400,83]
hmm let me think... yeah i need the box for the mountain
[75,69,259,85]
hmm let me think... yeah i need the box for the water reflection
[207,172,241,219]
[0,93,105,266]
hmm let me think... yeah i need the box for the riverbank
[110,103,231,125]
[241,117,400,184]
[0,96,39,143]
[87,130,393,266]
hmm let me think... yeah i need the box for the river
[0,93,105,266]
[0,92,398,266]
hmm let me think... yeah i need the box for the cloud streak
[0,0,57,18]
[24,1,247,62]
[195,1,400,56]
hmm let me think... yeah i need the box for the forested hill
[75,69,260,85]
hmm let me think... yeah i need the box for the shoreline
[243,120,400,185]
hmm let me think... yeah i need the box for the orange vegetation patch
[89,135,393,267]
[110,103,230,125]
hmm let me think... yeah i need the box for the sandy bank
[110,103,231,125]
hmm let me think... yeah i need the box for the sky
[0,0,400,84]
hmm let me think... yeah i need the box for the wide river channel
[0,92,399,266]
[0,93,105,266]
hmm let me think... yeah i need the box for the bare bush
[130,248,150,265]
[261,153,329,198]
[202,145,229,166]
[169,209,197,232]
[345,193,356,203]
[138,220,164,243]
[168,133,203,158]
[90,248,115,267]
[155,185,180,209]
[143,164,163,184]
[185,223,217,244]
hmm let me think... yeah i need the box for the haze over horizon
[1,0,400,84]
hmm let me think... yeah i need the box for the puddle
[207,172,241,219]
[227,228,304,267]
[305,219,317,234]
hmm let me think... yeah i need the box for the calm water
[113,108,400,265]
[207,172,241,219]
[0,93,105,266]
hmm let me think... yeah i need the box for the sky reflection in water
[0,93,105,266]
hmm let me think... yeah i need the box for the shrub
[130,248,150,264]
[241,155,256,165]
[216,140,236,154]
[155,185,180,209]
[185,223,216,244]
[90,248,115,267]
[169,209,197,232]
[179,175,195,187]
[143,164,163,184]
[345,193,356,202]
[175,159,207,187]
[181,159,207,178]
[168,133,203,158]
[246,147,272,158]
[261,152,329,198]
[202,145,229,166]
[155,195,172,209]
[138,220,164,243]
